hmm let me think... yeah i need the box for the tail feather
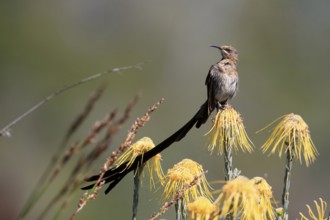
[195,100,209,128]
[82,100,210,193]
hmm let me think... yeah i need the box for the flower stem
[224,138,233,181]
[224,138,234,220]
[282,147,294,220]
[175,198,187,220]
[132,166,143,220]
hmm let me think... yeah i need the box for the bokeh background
[1,1,330,219]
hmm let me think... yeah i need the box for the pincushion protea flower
[187,197,217,220]
[215,176,275,220]
[261,113,318,166]
[115,137,164,187]
[163,159,212,203]
[206,106,253,155]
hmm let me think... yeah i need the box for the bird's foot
[216,103,230,111]
[216,103,225,111]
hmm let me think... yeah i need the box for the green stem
[175,198,187,220]
[175,199,182,220]
[282,148,294,220]
[132,166,143,220]
[224,136,233,220]
[224,139,233,181]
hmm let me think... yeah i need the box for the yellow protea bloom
[187,197,218,220]
[205,106,253,155]
[215,176,262,220]
[115,137,164,187]
[261,113,318,166]
[249,177,276,220]
[300,198,329,220]
[163,159,212,202]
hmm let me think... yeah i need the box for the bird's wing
[206,64,221,113]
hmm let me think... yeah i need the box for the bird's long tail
[195,100,209,128]
[82,100,210,194]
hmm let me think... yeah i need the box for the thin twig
[0,61,147,137]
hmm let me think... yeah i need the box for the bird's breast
[214,73,238,101]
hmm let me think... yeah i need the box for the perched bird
[83,45,240,193]
[196,45,239,127]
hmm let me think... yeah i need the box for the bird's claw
[216,102,224,111]
[216,102,230,111]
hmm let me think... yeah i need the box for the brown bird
[196,45,239,127]
[83,45,240,193]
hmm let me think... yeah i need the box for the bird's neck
[220,57,238,65]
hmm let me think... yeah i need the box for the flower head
[300,198,328,220]
[215,176,260,220]
[115,137,164,187]
[187,197,218,220]
[206,106,253,155]
[261,113,318,166]
[249,177,275,220]
[163,159,212,202]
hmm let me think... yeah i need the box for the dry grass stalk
[99,98,164,182]
[70,98,164,219]
[32,94,140,220]
[70,181,105,220]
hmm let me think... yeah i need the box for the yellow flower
[214,176,277,220]
[261,113,318,166]
[215,176,260,220]
[187,197,218,220]
[163,159,212,202]
[300,198,328,220]
[206,106,253,155]
[115,137,164,187]
[249,177,275,220]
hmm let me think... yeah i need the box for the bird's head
[210,45,238,61]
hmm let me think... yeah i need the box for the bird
[82,45,239,193]
[196,45,239,128]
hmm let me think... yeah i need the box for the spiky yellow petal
[249,177,276,220]
[206,106,253,155]
[163,159,212,202]
[215,176,260,220]
[115,137,164,188]
[261,113,318,166]
[300,198,328,220]
[188,197,218,220]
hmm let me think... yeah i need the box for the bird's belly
[215,75,237,102]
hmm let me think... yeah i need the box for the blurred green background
[1,1,330,219]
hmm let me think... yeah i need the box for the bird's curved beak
[210,45,221,50]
